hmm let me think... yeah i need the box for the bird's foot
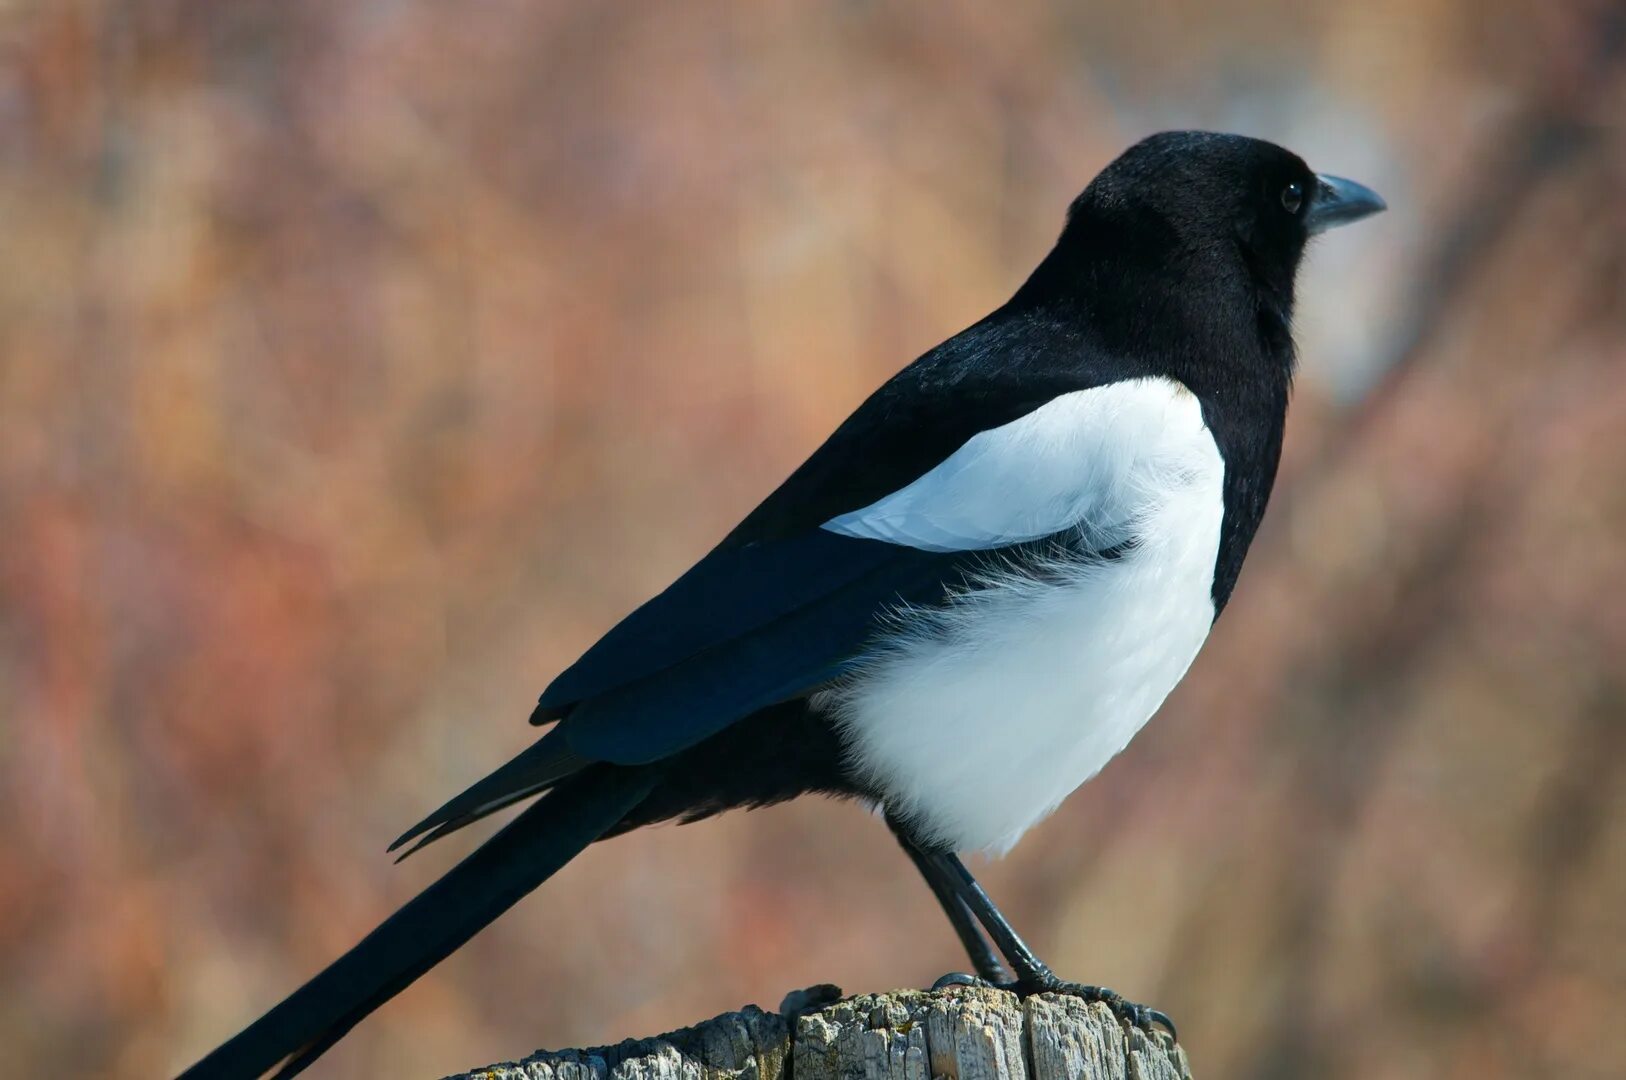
[929,971,1173,1038]
[928,970,1174,1039]
[1012,972,1176,1039]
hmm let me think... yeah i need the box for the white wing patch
[821,377,1206,552]
[817,375,1226,854]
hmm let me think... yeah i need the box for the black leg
[916,847,1177,1040]
[930,850,1054,982]
[889,819,1012,984]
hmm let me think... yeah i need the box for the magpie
[180,131,1385,1079]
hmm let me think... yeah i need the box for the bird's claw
[929,971,1175,1040]
[1010,976,1177,1041]
[930,971,990,990]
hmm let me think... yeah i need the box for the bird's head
[1071,130,1384,288]
[1033,130,1385,368]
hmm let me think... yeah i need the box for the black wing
[533,304,1101,733]
[548,531,975,761]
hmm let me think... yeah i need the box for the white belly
[818,410,1225,854]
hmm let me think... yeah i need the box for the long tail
[178,765,659,1080]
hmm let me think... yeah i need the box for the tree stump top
[446,985,1192,1080]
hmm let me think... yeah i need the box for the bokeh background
[3,1,1624,1077]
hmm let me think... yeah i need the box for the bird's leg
[915,845,1177,1039]
[888,816,1012,984]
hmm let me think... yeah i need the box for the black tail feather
[178,765,658,1080]
[387,730,590,858]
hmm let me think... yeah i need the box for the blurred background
[2,1,1623,1077]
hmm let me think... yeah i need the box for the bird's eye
[1281,181,1304,214]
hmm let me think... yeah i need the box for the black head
[1070,131,1382,294]
[1019,131,1384,375]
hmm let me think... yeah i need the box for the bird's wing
[534,310,1101,715]
[539,375,1196,767]
[392,313,1108,853]
[547,531,975,762]
[393,531,974,856]
[394,318,1196,853]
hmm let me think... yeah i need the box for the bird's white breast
[816,377,1225,853]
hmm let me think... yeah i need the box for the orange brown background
[2,2,1623,1077]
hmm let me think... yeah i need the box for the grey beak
[1305,173,1386,234]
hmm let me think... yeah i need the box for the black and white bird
[182,131,1385,1079]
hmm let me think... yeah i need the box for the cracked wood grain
[445,985,1192,1080]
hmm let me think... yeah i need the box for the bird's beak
[1305,173,1387,234]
